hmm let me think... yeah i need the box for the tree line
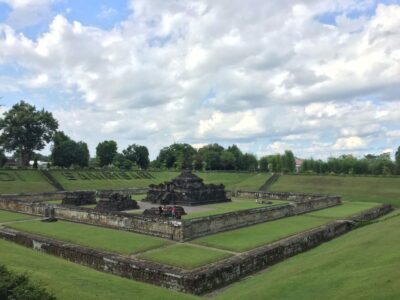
[0,101,399,174]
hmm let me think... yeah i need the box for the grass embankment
[0,239,196,300]
[197,172,271,191]
[0,170,55,194]
[192,202,379,252]
[139,244,232,269]
[1,212,399,299]
[183,198,287,219]
[7,220,171,255]
[270,174,400,207]
[49,170,178,190]
[0,210,37,223]
[215,214,400,300]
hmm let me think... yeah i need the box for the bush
[0,264,56,300]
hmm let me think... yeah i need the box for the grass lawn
[183,198,287,219]
[7,220,171,255]
[0,170,56,194]
[215,214,400,300]
[0,210,36,223]
[196,172,270,190]
[192,215,330,252]
[270,175,400,207]
[193,202,380,252]
[139,244,232,269]
[307,201,380,219]
[0,239,196,300]
[49,170,178,190]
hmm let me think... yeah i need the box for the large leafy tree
[122,144,150,169]
[0,101,58,167]
[0,148,6,167]
[51,131,90,168]
[396,146,400,174]
[96,140,117,167]
[156,143,196,169]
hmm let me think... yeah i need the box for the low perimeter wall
[0,189,148,202]
[0,191,342,241]
[0,195,340,241]
[0,204,392,295]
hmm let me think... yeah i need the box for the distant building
[295,158,304,173]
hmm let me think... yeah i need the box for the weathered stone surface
[62,191,96,206]
[144,170,230,206]
[95,193,139,212]
[143,206,186,218]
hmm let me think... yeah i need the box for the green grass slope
[0,170,56,194]
[0,239,196,300]
[196,172,270,190]
[8,220,171,255]
[0,210,37,223]
[215,214,400,300]
[270,175,400,207]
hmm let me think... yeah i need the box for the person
[162,205,168,217]
[172,206,177,219]
[158,206,163,216]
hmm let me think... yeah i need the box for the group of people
[158,205,182,219]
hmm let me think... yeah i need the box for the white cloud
[333,136,367,150]
[0,1,399,158]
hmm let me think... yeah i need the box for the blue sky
[0,0,399,159]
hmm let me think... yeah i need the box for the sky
[0,0,399,160]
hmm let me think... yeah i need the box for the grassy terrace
[197,172,271,191]
[138,244,232,269]
[192,202,380,252]
[0,239,196,300]
[215,214,400,300]
[0,210,37,223]
[0,213,398,299]
[0,170,55,194]
[7,219,171,255]
[49,170,177,190]
[270,174,400,207]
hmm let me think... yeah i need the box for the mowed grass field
[192,202,379,252]
[49,170,178,190]
[0,210,37,223]
[0,170,55,194]
[139,244,232,269]
[270,175,400,207]
[47,170,269,191]
[7,219,172,255]
[214,214,400,300]
[0,213,399,300]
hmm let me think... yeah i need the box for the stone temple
[143,170,230,206]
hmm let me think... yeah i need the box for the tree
[220,150,236,170]
[396,146,400,174]
[155,143,196,169]
[259,156,269,172]
[0,264,55,300]
[227,145,243,170]
[96,140,117,167]
[0,101,58,167]
[112,153,134,170]
[122,144,150,169]
[51,132,90,168]
[241,153,258,171]
[0,148,6,167]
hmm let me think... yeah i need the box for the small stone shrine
[95,192,139,212]
[62,191,96,206]
[143,170,230,206]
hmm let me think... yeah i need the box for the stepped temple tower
[144,170,230,206]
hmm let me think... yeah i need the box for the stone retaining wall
[0,192,341,241]
[232,190,341,202]
[0,188,148,202]
[183,196,341,240]
[0,204,392,295]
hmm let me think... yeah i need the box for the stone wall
[231,190,341,202]
[0,188,148,203]
[0,194,341,241]
[0,203,392,295]
[183,196,341,240]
